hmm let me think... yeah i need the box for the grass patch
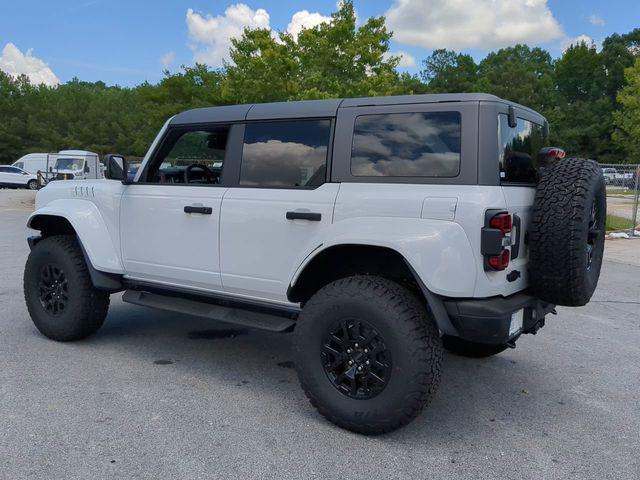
[606,214,635,232]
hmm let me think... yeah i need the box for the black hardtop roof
[170,93,542,125]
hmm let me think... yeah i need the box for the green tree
[475,45,556,112]
[555,41,606,102]
[549,41,617,161]
[223,0,402,103]
[600,29,640,100]
[420,49,478,93]
[613,58,640,163]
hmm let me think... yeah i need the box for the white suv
[0,165,38,189]
[23,94,606,434]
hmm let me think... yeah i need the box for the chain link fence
[599,163,640,237]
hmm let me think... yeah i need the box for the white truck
[13,150,103,181]
[23,94,606,434]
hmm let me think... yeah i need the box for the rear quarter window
[350,111,461,177]
[498,114,547,184]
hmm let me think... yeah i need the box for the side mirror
[104,154,128,182]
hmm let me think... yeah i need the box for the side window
[498,115,547,184]
[351,112,461,177]
[0,167,8,173]
[14,162,24,169]
[144,125,230,184]
[240,120,331,187]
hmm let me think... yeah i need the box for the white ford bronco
[23,94,606,434]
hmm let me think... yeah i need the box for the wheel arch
[287,243,458,336]
[27,203,124,291]
[28,213,123,292]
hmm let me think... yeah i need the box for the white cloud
[186,4,340,65]
[0,43,59,86]
[385,0,563,50]
[384,51,417,68]
[589,14,605,27]
[186,4,270,66]
[561,34,596,52]
[287,10,331,39]
[161,51,175,69]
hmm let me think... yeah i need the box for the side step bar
[122,290,297,333]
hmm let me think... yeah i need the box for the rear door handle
[286,211,322,221]
[184,205,212,215]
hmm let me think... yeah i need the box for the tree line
[1,1,639,165]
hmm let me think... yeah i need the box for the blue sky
[0,0,638,87]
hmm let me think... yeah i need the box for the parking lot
[1,190,639,480]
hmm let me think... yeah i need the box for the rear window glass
[499,115,547,184]
[350,112,461,177]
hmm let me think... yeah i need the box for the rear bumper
[443,293,555,344]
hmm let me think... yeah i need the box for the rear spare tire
[529,158,606,306]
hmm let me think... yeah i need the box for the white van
[13,150,104,180]
[12,153,48,174]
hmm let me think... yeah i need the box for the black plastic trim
[122,290,296,333]
[122,279,300,319]
[443,293,555,344]
[403,261,459,336]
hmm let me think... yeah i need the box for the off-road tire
[529,158,606,306]
[24,235,110,341]
[293,275,442,435]
[442,335,508,358]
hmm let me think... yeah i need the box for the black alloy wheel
[321,318,392,399]
[38,263,69,316]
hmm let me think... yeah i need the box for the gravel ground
[0,190,639,480]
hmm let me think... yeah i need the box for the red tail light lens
[489,213,512,234]
[488,249,510,271]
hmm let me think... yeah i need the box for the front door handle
[286,211,322,221]
[184,205,212,215]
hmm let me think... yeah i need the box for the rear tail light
[488,249,510,270]
[489,213,512,234]
[481,211,513,271]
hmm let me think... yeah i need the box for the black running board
[122,290,297,333]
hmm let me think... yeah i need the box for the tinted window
[240,120,330,187]
[499,115,547,184]
[351,112,461,177]
[0,167,8,173]
[145,126,230,184]
[14,162,24,169]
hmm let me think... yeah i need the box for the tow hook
[506,340,517,349]
[524,317,546,335]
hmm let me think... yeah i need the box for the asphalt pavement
[1,192,639,480]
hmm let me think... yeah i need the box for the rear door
[219,119,338,304]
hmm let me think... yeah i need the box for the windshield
[498,114,548,184]
[54,158,85,171]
